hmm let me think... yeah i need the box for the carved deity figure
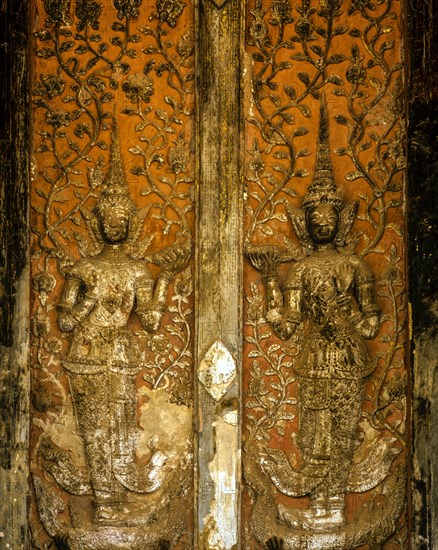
[57,124,186,525]
[249,97,381,531]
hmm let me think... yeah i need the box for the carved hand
[246,246,281,279]
[153,244,190,274]
[355,314,380,339]
[58,294,98,332]
[57,273,98,332]
[140,308,163,333]
[336,293,352,310]
[58,310,77,332]
[266,307,300,340]
[335,264,355,294]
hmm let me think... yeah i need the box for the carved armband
[264,278,283,310]
[57,276,97,331]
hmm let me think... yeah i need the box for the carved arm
[266,285,302,340]
[354,269,381,339]
[57,277,97,332]
[136,277,164,334]
[137,244,190,333]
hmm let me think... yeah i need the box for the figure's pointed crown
[302,93,344,212]
[95,117,136,215]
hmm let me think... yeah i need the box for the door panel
[30,1,195,547]
[241,1,407,548]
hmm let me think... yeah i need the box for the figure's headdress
[94,118,136,217]
[301,93,344,212]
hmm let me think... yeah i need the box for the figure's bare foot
[278,503,345,531]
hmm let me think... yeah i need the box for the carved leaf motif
[31,0,195,543]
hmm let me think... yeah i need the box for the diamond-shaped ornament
[198,340,236,402]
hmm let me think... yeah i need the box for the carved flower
[123,72,154,103]
[150,334,171,354]
[44,0,72,25]
[44,337,63,354]
[113,0,142,19]
[248,138,265,174]
[247,303,263,322]
[75,0,102,31]
[35,74,65,99]
[295,18,313,40]
[176,30,194,58]
[382,264,402,284]
[87,158,106,188]
[319,0,342,16]
[157,0,185,29]
[174,268,193,298]
[168,134,189,174]
[45,109,73,128]
[250,19,268,41]
[348,0,373,15]
[33,272,56,295]
[385,371,406,403]
[248,364,265,395]
[346,65,367,85]
[248,156,265,174]
[270,0,294,25]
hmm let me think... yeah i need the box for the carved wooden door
[1,0,422,548]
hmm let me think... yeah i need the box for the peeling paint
[204,413,239,549]
[138,387,193,461]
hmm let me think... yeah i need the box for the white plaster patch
[42,403,86,467]
[205,414,239,549]
[138,386,192,464]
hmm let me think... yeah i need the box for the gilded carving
[243,0,407,546]
[244,97,405,548]
[30,0,194,547]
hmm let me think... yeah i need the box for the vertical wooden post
[195,0,244,547]
[0,0,30,548]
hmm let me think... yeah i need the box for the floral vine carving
[140,267,193,405]
[34,0,146,268]
[246,0,349,242]
[120,1,194,244]
[244,282,298,445]
[365,244,407,445]
[332,3,405,257]
[245,0,404,257]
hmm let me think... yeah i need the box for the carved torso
[62,256,153,374]
[285,250,375,380]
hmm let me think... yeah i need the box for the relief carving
[30,0,194,547]
[32,123,192,549]
[245,97,403,547]
[243,1,407,546]
[54,124,188,525]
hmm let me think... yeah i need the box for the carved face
[98,205,130,244]
[306,203,339,244]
